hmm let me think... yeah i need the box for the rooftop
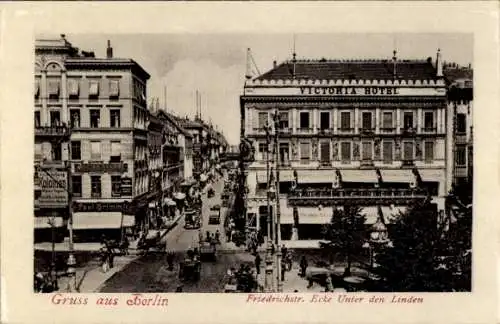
[255,58,439,81]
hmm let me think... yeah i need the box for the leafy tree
[321,206,367,277]
[375,196,472,292]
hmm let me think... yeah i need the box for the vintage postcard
[0,2,498,324]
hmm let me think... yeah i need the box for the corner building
[241,52,449,242]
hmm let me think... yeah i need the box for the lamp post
[272,110,283,293]
[264,123,275,292]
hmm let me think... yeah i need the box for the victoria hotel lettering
[241,52,466,242]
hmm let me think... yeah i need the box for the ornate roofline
[246,78,445,87]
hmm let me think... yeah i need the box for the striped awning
[418,169,444,182]
[380,169,415,183]
[340,170,378,183]
[297,170,336,184]
[256,170,294,183]
[73,212,135,230]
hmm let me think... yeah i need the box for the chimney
[436,48,443,77]
[468,63,471,69]
[273,60,277,69]
[106,40,113,59]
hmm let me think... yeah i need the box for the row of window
[34,108,121,128]
[257,110,440,131]
[70,140,122,161]
[72,173,149,198]
[257,140,435,163]
[35,79,121,99]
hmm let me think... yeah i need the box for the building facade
[444,64,473,189]
[35,35,151,241]
[241,51,449,241]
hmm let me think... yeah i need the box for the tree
[321,206,367,277]
[375,196,472,292]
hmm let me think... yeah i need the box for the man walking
[299,256,308,277]
[254,253,262,275]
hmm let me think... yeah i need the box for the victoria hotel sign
[244,85,446,96]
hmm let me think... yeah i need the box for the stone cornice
[246,78,445,87]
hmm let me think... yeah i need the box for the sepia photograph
[33,33,473,294]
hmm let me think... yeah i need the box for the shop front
[71,201,135,242]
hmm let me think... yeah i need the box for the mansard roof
[255,58,438,81]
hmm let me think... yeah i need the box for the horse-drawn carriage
[184,208,201,230]
[199,241,217,262]
[178,258,201,282]
[137,231,165,254]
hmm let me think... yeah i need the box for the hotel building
[241,51,449,242]
[35,35,151,241]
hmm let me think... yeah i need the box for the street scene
[34,33,473,293]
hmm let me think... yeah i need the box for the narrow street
[99,177,255,293]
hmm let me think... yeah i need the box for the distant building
[34,35,150,241]
[241,51,449,242]
[444,63,473,188]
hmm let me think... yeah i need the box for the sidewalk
[34,212,184,253]
[255,264,325,293]
[37,212,184,293]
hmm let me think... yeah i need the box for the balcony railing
[422,127,437,133]
[359,127,375,135]
[288,187,428,206]
[296,127,315,134]
[401,159,415,167]
[317,128,334,135]
[402,127,417,136]
[360,160,374,167]
[380,127,396,134]
[35,125,70,137]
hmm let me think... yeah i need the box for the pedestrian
[254,254,262,275]
[325,276,334,292]
[198,230,203,244]
[100,247,109,273]
[299,256,308,277]
[281,260,286,281]
[215,229,220,244]
[281,244,288,261]
[206,231,211,242]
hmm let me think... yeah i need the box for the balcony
[380,127,396,134]
[35,125,70,138]
[402,127,417,136]
[422,127,437,134]
[277,127,292,135]
[338,127,354,134]
[296,127,315,135]
[317,128,334,135]
[360,160,374,168]
[359,128,375,136]
[287,187,428,207]
[401,160,415,167]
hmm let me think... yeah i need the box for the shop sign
[37,170,68,207]
[73,201,131,213]
[74,162,128,173]
[121,177,132,196]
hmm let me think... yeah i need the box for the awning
[380,169,415,183]
[418,169,444,182]
[73,212,135,230]
[340,170,378,183]
[174,192,186,200]
[256,170,294,183]
[279,206,332,224]
[297,170,335,184]
[34,216,64,229]
[361,206,407,225]
[148,202,156,208]
[163,198,177,206]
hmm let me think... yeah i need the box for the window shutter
[68,79,79,96]
[81,141,91,161]
[102,141,111,161]
[89,80,100,96]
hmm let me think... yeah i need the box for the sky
[57,33,472,145]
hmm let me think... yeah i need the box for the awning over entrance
[380,169,415,183]
[256,170,294,183]
[340,170,378,183]
[361,206,407,225]
[279,206,333,224]
[418,169,444,182]
[163,198,177,206]
[297,170,335,184]
[34,216,64,229]
[73,212,135,230]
